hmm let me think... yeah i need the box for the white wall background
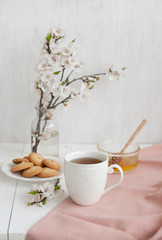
[0,0,162,144]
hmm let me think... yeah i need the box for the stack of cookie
[11,152,61,178]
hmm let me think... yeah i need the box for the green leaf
[72,39,76,43]
[58,35,64,40]
[53,70,61,75]
[28,191,37,195]
[70,53,72,57]
[46,33,52,42]
[36,81,39,86]
[66,78,69,84]
[90,80,95,82]
[122,67,126,71]
[42,199,46,205]
[61,81,65,85]
[89,85,94,90]
[56,52,60,55]
[55,185,61,190]
[27,203,32,206]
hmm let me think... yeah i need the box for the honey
[109,154,139,172]
[112,159,139,172]
[97,141,140,173]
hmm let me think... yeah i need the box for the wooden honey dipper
[111,119,147,165]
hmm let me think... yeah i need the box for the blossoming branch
[32,26,126,152]
[27,182,63,207]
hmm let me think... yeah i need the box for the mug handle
[104,164,123,193]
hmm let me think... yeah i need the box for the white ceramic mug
[64,151,123,206]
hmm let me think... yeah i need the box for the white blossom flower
[38,132,50,141]
[28,182,63,207]
[60,55,70,67]
[49,39,59,54]
[70,88,78,98]
[37,81,49,93]
[44,182,54,192]
[46,110,53,120]
[61,47,71,57]
[51,26,65,39]
[40,71,54,83]
[79,83,91,102]
[37,185,45,193]
[46,53,60,66]
[107,65,121,81]
[37,81,45,92]
[38,202,46,208]
[32,184,39,191]
[40,182,55,200]
[59,85,71,98]
[69,58,84,73]
[59,42,80,69]
[33,194,41,202]
[37,58,51,73]
[61,42,77,58]
[63,102,71,111]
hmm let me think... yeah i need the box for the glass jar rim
[97,140,140,156]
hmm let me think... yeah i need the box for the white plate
[1,157,64,182]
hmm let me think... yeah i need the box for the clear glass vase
[31,109,59,157]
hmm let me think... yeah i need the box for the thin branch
[28,197,47,206]
[48,94,71,109]
[60,67,65,82]
[42,119,47,133]
[55,179,60,187]
[47,93,54,108]
[65,70,74,85]
[66,73,106,86]
[46,42,51,54]
[39,89,44,108]
[48,96,59,109]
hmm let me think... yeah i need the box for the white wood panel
[0,0,162,144]
[0,143,23,240]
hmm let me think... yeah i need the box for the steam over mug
[64,151,124,206]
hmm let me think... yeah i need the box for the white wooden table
[0,143,150,240]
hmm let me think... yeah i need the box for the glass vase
[31,109,59,157]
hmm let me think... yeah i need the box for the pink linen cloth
[26,144,162,240]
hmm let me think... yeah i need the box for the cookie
[22,166,43,178]
[11,162,33,173]
[12,158,29,164]
[24,156,30,160]
[37,167,58,178]
[43,159,61,170]
[28,152,44,167]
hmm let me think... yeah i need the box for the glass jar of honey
[97,140,140,172]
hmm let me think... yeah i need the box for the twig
[65,70,74,85]
[28,197,47,206]
[55,179,60,187]
[48,94,71,109]
[47,93,55,108]
[60,67,65,82]
[39,89,43,109]
[66,73,106,86]
[42,119,47,133]
[48,96,59,109]
[46,42,51,54]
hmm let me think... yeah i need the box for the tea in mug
[71,158,102,164]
